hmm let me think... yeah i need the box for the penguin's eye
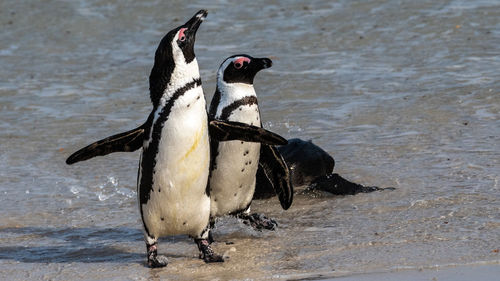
[233,57,251,70]
[178,28,187,42]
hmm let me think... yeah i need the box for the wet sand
[330,263,500,281]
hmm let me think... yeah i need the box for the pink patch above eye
[234,57,251,66]
[178,28,187,40]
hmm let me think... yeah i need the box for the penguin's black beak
[220,55,272,84]
[250,57,273,72]
[184,9,207,36]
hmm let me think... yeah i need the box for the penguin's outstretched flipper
[66,118,286,165]
[66,122,147,165]
[258,144,293,210]
[209,120,287,146]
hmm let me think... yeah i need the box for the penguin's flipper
[259,145,293,210]
[66,126,145,165]
[209,120,287,146]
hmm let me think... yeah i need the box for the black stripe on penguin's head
[220,54,273,85]
[175,9,207,63]
[149,10,207,107]
[154,9,206,65]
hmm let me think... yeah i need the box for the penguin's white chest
[210,103,261,217]
[141,87,210,237]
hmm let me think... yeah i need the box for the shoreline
[280,261,500,281]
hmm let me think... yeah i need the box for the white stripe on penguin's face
[215,57,256,119]
[166,29,200,98]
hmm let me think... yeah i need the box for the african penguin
[136,10,219,268]
[254,138,394,198]
[65,12,288,267]
[207,55,293,233]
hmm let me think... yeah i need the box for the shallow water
[1,0,499,280]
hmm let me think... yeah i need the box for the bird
[207,55,292,238]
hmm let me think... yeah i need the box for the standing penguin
[207,55,292,234]
[136,10,216,268]
[66,11,287,268]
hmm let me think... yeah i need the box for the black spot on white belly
[161,217,164,221]
[239,184,243,189]
[234,193,237,197]
[241,168,245,172]
[183,221,187,225]
[187,104,190,107]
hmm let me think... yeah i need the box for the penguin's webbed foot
[195,239,224,263]
[148,255,169,268]
[239,213,278,231]
[147,243,168,268]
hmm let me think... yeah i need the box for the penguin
[207,55,292,233]
[135,10,216,268]
[254,138,394,199]
[66,11,287,268]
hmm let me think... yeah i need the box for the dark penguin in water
[207,55,292,233]
[254,138,394,199]
[65,10,287,268]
